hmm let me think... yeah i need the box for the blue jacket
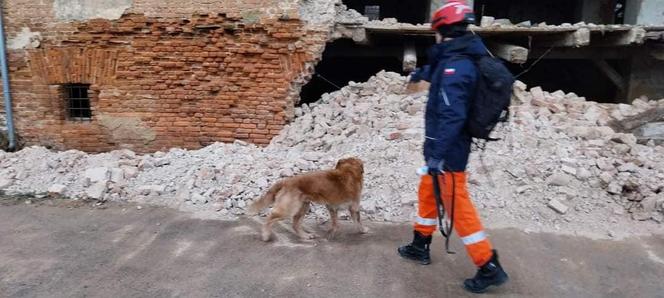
[413,34,488,172]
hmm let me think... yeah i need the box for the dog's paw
[358,226,369,234]
[326,230,338,240]
[261,231,272,242]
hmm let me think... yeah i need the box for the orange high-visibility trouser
[414,172,493,267]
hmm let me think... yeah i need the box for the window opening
[64,84,92,120]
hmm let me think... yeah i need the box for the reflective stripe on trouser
[413,173,493,267]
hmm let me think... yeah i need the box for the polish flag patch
[444,68,456,75]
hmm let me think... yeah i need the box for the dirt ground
[0,197,663,298]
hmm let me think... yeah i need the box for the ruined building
[0,0,663,153]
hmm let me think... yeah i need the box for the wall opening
[63,84,92,120]
[508,59,630,103]
[342,0,430,24]
[475,0,582,24]
[299,39,403,105]
[614,0,627,24]
[474,0,626,25]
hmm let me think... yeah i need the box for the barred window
[64,84,92,120]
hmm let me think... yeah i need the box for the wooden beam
[593,59,627,92]
[592,27,647,46]
[486,42,529,64]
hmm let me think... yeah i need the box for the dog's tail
[247,181,284,215]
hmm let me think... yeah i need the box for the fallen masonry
[1,71,664,239]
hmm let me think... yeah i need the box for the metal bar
[0,2,16,151]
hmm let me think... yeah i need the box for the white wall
[625,0,664,25]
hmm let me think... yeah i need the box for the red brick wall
[1,0,327,153]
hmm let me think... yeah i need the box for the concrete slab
[0,199,663,297]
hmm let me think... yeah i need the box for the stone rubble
[1,71,664,238]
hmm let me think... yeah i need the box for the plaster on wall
[53,0,133,21]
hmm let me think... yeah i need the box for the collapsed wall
[1,71,663,239]
[0,0,341,153]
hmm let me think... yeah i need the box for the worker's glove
[426,158,445,175]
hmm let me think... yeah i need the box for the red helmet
[431,0,476,30]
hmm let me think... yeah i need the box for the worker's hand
[426,159,445,175]
[409,69,424,82]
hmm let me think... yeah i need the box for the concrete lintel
[590,28,647,47]
[537,28,591,48]
[486,42,529,64]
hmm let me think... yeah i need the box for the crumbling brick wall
[0,0,328,153]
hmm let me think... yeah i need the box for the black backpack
[461,55,514,140]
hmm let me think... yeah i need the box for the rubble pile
[334,10,644,32]
[1,71,663,238]
[477,16,636,30]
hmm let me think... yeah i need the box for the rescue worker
[397,0,509,293]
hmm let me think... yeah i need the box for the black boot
[397,231,432,265]
[463,250,509,293]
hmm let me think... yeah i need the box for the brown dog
[248,157,366,242]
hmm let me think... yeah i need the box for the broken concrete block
[86,182,107,200]
[513,80,527,91]
[551,90,566,100]
[83,167,110,182]
[549,103,566,114]
[530,87,545,102]
[138,185,166,195]
[110,168,124,183]
[634,122,664,143]
[548,199,569,214]
[561,165,577,176]
[582,102,600,120]
[596,159,614,171]
[607,182,623,195]
[632,212,651,221]
[154,158,170,167]
[617,163,639,173]
[48,184,67,195]
[515,185,531,194]
[599,172,613,185]
[361,200,377,214]
[191,193,208,205]
[123,167,138,179]
[641,195,660,213]
[256,178,268,188]
[575,168,592,181]
[610,133,637,145]
[223,199,233,209]
[516,21,532,27]
[548,173,573,186]
[493,18,513,26]
[0,177,14,189]
[480,16,495,27]
[400,196,415,207]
